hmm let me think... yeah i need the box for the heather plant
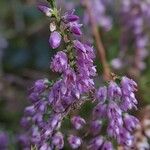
[20,0,139,149]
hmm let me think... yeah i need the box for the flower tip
[37,4,52,17]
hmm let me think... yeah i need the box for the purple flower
[50,51,68,73]
[121,95,137,111]
[96,86,107,103]
[120,77,138,111]
[90,120,102,136]
[121,77,137,95]
[37,5,52,17]
[71,116,86,130]
[88,136,103,150]
[74,40,86,52]
[68,135,82,149]
[84,44,95,59]
[39,143,52,150]
[63,10,79,22]
[117,128,133,147]
[29,92,40,103]
[32,113,43,124]
[92,103,107,119]
[75,41,96,79]
[69,22,82,35]
[31,127,41,144]
[77,76,95,93]
[49,114,62,130]
[62,10,82,35]
[63,68,76,86]
[107,102,122,118]
[108,81,122,100]
[49,31,62,49]
[52,132,64,149]
[24,105,35,116]
[111,58,123,70]
[49,78,77,112]
[102,141,113,150]
[124,114,139,132]
[34,79,48,93]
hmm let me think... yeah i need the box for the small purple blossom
[49,31,62,49]
[69,22,82,35]
[39,143,52,150]
[68,135,82,149]
[71,116,86,130]
[63,10,79,22]
[102,141,113,150]
[62,10,82,35]
[34,79,48,93]
[108,81,122,100]
[92,103,107,119]
[121,76,137,94]
[96,86,107,103]
[50,51,68,73]
[37,5,52,17]
[90,120,102,136]
[24,105,35,116]
[124,114,139,132]
[74,40,86,53]
[52,132,64,149]
[88,136,103,150]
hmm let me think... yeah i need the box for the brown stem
[83,0,111,81]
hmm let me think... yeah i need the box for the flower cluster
[21,1,96,149]
[20,0,139,149]
[91,76,139,149]
[111,0,149,72]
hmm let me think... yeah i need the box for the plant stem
[83,0,111,81]
[47,0,56,9]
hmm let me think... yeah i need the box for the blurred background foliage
[0,0,150,149]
